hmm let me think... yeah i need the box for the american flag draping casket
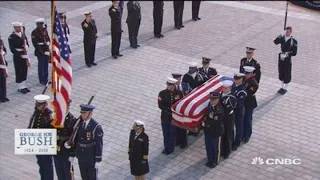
[171,75,233,132]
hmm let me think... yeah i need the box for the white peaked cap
[167,77,178,84]
[234,72,245,77]
[12,21,22,27]
[34,94,50,103]
[243,66,255,73]
[134,120,145,127]
[188,62,198,67]
[34,18,45,23]
[222,80,234,87]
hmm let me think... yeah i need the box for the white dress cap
[34,18,45,23]
[243,66,255,73]
[234,72,245,77]
[12,21,22,27]
[188,62,198,68]
[167,77,178,84]
[134,120,145,127]
[222,80,234,87]
[34,94,50,103]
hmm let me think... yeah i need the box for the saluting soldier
[274,26,298,95]
[65,104,103,180]
[219,80,237,159]
[8,21,31,94]
[239,47,261,84]
[231,73,247,151]
[198,57,218,82]
[109,0,123,59]
[0,35,9,102]
[81,11,98,67]
[158,78,183,155]
[126,0,141,49]
[128,120,149,180]
[53,99,77,180]
[28,95,54,180]
[192,1,201,21]
[173,1,185,29]
[203,92,224,168]
[242,66,259,143]
[58,12,72,53]
[31,18,50,85]
[171,73,188,149]
[153,1,164,38]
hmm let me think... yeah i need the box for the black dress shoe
[180,145,186,149]
[86,64,92,67]
[0,99,6,103]
[24,88,31,93]
[197,17,201,20]
[224,155,230,159]
[136,44,140,47]
[165,151,172,155]
[155,34,161,38]
[243,138,249,143]
[180,25,185,28]
[160,34,164,37]
[116,54,123,57]
[175,26,180,30]
[130,45,137,49]
[18,89,28,94]
[91,62,97,66]
[192,18,198,21]
[112,55,118,59]
[232,145,238,151]
[5,97,10,102]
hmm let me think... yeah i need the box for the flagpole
[284,1,289,30]
[51,0,56,94]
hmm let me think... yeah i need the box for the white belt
[37,42,44,45]
[15,48,24,51]
[0,65,6,69]
[229,110,234,115]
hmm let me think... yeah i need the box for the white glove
[21,55,28,59]
[95,162,101,169]
[1,51,5,55]
[69,157,75,165]
[46,41,50,46]
[64,141,71,149]
[280,30,286,37]
[44,51,50,56]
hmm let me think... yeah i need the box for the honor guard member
[171,73,188,149]
[81,11,98,67]
[192,1,201,21]
[31,18,50,85]
[158,77,183,155]
[109,1,123,59]
[242,66,259,143]
[219,80,237,159]
[28,95,54,180]
[8,21,31,94]
[198,57,218,82]
[203,92,224,168]
[153,1,164,38]
[0,35,9,102]
[59,12,72,53]
[65,104,103,180]
[129,120,149,180]
[231,73,247,151]
[54,99,77,180]
[239,47,261,84]
[274,26,298,95]
[126,1,141,49]
[173,1,185,29]
[119,0,124,30]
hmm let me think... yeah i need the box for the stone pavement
[0,1,320,180]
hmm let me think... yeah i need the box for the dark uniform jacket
[182,73,205,90]
[273,35,298,62]
[126,1,141,25]
[198,67,218,81]
[220,92,237,118]
[176,82,191,96]
[244,77,259,109]
[240,58,261,83]
[0,38,8,66]
[203,102,224,138]
[75,118,103,163]
[28,108,52,129]
[109,5,122,32]
[158,89,183,123]
[128,130,149,176]
[153,1,164,13]
[8,32,29,59]
[56,112,77,156]
[81,19,98,45]
[232,83,247,110]
[31,28,50,57]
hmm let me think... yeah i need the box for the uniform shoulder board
[83,23,88,28]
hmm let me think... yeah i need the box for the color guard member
[58,12,72,53]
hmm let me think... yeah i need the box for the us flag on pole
[51,3,72,128]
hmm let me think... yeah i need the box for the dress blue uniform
[231,73,247,150]
[242,66,259,143]
[81,12,98,67]
[198,57,218,82]
[54,100,77,180]
[31,18,50,85]
[73,104,103,180]
[203,92,224,168]
[109,2,123,59]
[239,47,261,83]
[219,80,237,159]
[0,37,9,102]
[28,95,54,180]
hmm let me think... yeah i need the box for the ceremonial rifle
[284,1,289,30]
[22,24,31,67]
[27,82,50,128]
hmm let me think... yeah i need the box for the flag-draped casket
[171,75,232,132]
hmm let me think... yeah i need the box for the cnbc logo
[252,157,301,165]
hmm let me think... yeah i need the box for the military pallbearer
[198,57,218,82]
